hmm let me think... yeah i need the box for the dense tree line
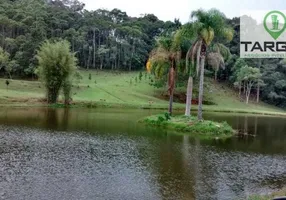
[0,0,180,77]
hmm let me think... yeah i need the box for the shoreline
[1,71,286,118]
[1,99,286,117]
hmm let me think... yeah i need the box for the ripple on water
[0,126,161,200]
[0,125,285,200]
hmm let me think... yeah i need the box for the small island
[142,114,236,139]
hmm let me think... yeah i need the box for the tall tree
[235,65,262,104]
[178,23,199,116]
[232,58,247,98]
[148,35,181,115]
[188,9,233,120]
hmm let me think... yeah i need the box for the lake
[0,107,285,200]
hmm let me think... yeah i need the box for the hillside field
[0,70,285,116]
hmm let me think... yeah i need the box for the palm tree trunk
[196,41,202,76]
[185,76,193,116]
[184,40,200,117]
[169,92,174,116]
[198,56,205,121]
[168,64,176,116]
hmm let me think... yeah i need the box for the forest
[1,0,286,108]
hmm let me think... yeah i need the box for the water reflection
[204,113,286,154]
[0,108,285,199]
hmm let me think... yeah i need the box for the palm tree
[181,23,201,116]
[148,34,181,115]
[207,43,231,81]
[187,9,233,120]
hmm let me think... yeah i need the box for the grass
[0,71,168,108]
[0,70,286,116]
[248,187,286,200]
[141,114,235,139]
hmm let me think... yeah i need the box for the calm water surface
[0,108,285,200]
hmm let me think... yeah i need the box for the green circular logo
[264,10,286,40]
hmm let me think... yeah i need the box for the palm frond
[180,22,202,40]
[186,40,200,77]
[156,37,173,51]
[154,62,169,78]
[185,47,192,74]
[171,29,183,51]
[207,52,225,71]
[149,46,169,63]
[212,43,231,61]
[223,27,234,42]
[190,9,234,45]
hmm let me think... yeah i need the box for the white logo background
[240,10,286,58]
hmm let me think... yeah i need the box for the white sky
[241,10,286,24]
[81,0,286,23]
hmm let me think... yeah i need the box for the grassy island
[142,114,236,139]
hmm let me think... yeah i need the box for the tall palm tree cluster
[147,9,233,121]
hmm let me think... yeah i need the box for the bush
[37,40,77,103]
[157,116,165,123]
[5,79,9,90]
[164,112,171,120]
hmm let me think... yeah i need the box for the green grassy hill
[0,70,285,115]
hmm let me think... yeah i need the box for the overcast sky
[81,0,286,23]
